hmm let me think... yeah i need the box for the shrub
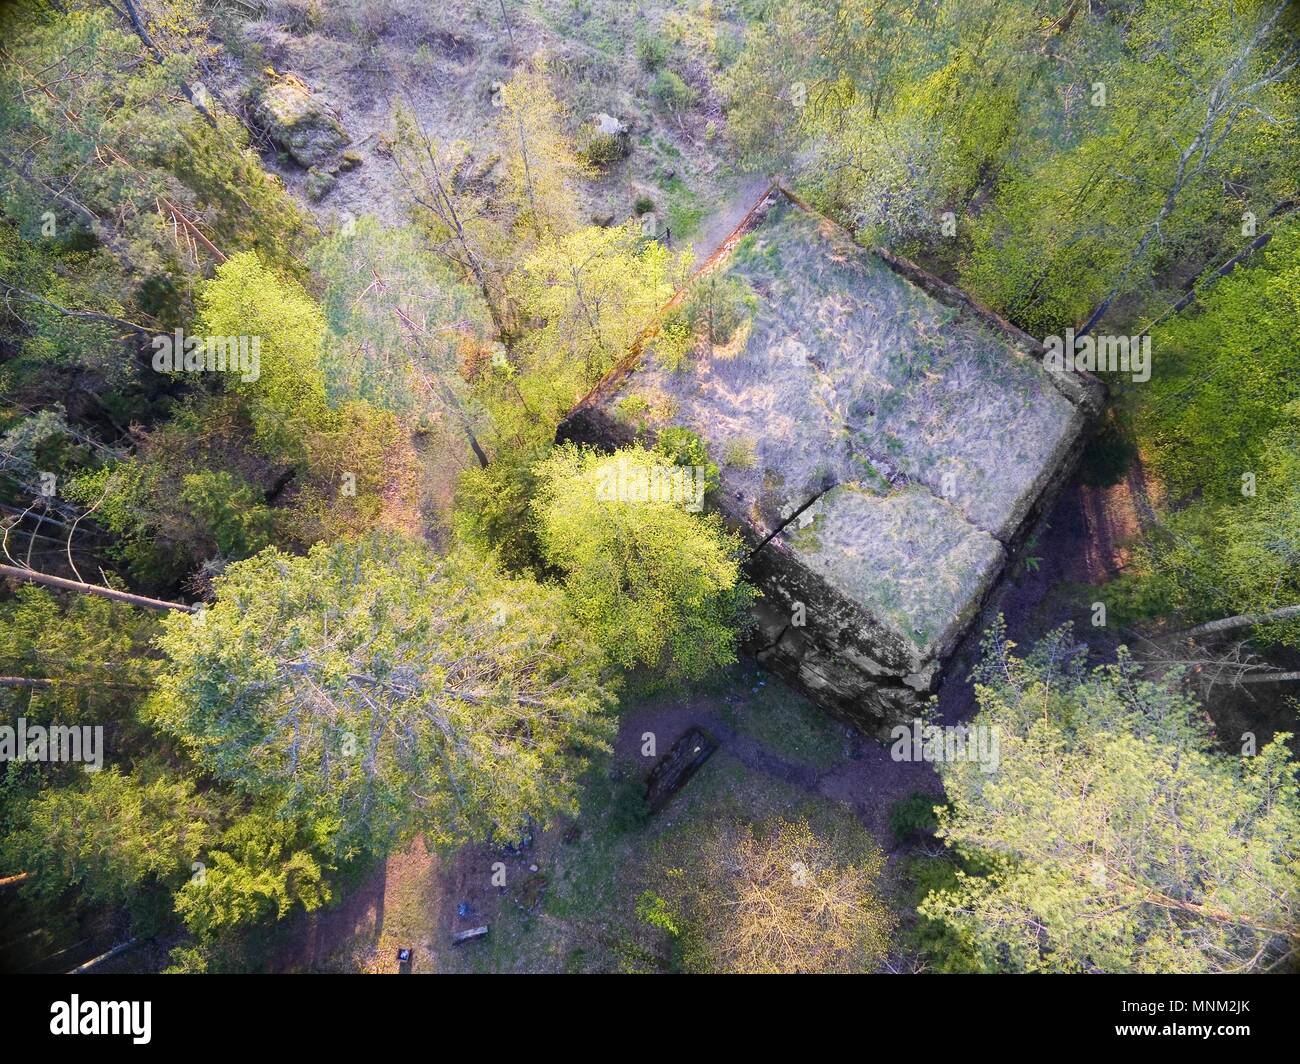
[635,31,668,71]
[652,70,697,112]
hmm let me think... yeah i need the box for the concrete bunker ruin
[559,185,1102,736]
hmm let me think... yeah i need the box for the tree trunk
[0,563,194,612]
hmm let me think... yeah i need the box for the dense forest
[0,0,1297,979]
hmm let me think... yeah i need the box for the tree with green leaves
[920,622,1300,973]
[495,63,592,241]
[2,767,216,917]
[512,221,688,423]
[0,585,159,730]
[195,252,331,457]
[148,532,616,860]
[309,216,492,466]
[532,443,755,682]
[1107,219,1300,649]
[173,811,332,940]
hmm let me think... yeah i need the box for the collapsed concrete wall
[560,186,1102,736]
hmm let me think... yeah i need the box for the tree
[920,622,1300,973]
[174,812,332,940]
[0,5,304,292]
[961,0,1299,333]
[2,767,216,913]
[532,443,755,682]
[391,106,512,336]
[1136,219,1300,501]
[309,216,493,466]
[0,585,159,729]
[657,815,895,974]
[195,252,331,457]
[147,532,616,860]
[495,63,592,240]
[1111,222,1300,648]
[1113,406,1300,649]
[512,222,688,423]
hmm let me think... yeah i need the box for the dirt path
[1076,459,1161,582]
[687,172,773,262]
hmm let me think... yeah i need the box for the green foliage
[454,440,549,575]
[1112,226,1300,640]
[1137,220,1300,501]
[512,221,687,423]
[921,621,1300,973]
[496,64,592,239]
[684,272,756,351]
[65,399,282,590]
[888,791,943,843]
[532,443,755,682]
[178,470,276,559]
[1113,408,1300,644]
[635,31,669,71]
[635,890,681,936]
[897,854,987,973]
[309,216,488,427]
[174,813,332,939]
[0,5,304,302]
[2,768,216,918]
[148,533,617,860]
[651,70,698,112]
[654,426,720,494]
[0,586,159,733]
[726,0,1299,333]
[196,252,331,457]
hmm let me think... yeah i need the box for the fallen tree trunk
[69,938,141,974]
[1178,604,1300,639]
[0,563,194,613]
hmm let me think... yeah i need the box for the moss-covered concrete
[560,186,1101,734]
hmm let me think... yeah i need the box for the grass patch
[662,176,705,237]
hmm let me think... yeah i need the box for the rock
[582,112,631,167]
[592,112,628,138]
[251,74,351,169]
[304,167,336,202]
[591,210,616,227]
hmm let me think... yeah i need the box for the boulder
[251,74,351,169]
[582,112,631,167]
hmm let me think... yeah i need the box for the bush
[654,425,719,493]
[888,791,944,843]
[635,31,668,71]
[652,70,697,112]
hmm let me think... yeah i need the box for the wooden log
[451,926,488,944]
[69,938,140,974]
[645,726,718,814]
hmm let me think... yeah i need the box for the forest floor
[222,0,761,250]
